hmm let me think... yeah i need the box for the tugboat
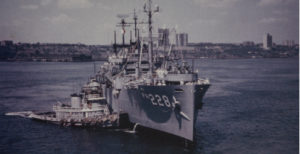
[51,77,118,127]
[7,78,119,128]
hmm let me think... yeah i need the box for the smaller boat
[6,77,119,128]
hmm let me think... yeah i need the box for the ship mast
[144,0,159,75]
[116,14,130,46]
[133,9,138,39]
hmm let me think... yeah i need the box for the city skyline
[0,0,298,45]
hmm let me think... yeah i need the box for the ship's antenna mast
[113,31,117,55]
[117,14,130,46]
[144,0,159,75]
[133,9,138,39]
[93,61,96,74]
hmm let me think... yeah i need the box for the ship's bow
[113,83,209,141]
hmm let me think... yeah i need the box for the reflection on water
[0,58,298,153]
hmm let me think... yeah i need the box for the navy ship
[96,0,210,141]
[6,0,210,142]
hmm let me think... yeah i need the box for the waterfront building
[241,41,255,46]
[282,40,295,47]
[263,33,272,50]
[176,33,188,46]
[158,28,170,46]
[0,40,13,47]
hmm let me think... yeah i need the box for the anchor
[173,96,191,121]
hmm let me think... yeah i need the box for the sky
[0,0,298,45]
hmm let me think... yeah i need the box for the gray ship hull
[105,84,209,141]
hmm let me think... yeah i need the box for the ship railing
[124,80,144,89]
[87,97,106,101]
[125,64,149,69]
[53,105,77,111]
[52,105,86,111]
[53,105,106,112]
[87,93,101,98]
[197,78,210,85]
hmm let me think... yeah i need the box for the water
[0,59,298,154]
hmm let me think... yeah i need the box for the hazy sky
[0,0,298,44]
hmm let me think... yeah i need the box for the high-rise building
[176,33,188,46]
[282,40,295,47]
[263,33,272,50]
[158,28,169,46]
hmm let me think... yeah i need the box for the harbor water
[0,58,298,154]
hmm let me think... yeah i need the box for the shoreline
[0,56,298,62]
